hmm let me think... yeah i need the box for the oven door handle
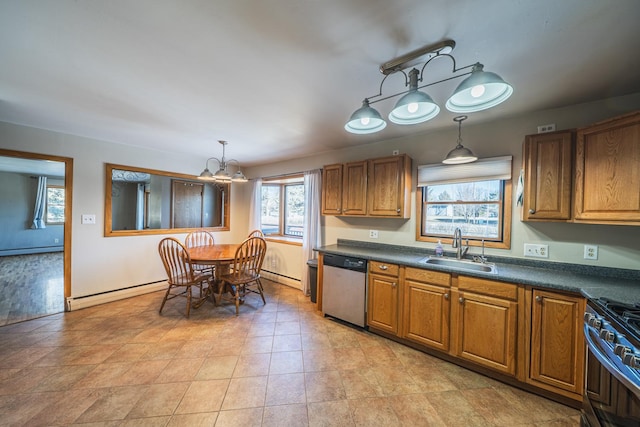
[585,324,640,399]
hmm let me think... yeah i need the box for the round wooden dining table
[187,244,240,300]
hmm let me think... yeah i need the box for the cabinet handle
[459,297,465,304]
[444,293,449,300]
[378,265,388,270]
[535,295,542,302]
[529,209,535,214]
[396,208,401,213]
[392,282,397,288]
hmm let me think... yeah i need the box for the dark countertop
[315,239,640,305]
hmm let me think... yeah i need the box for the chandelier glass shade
[198,140,247,183]
[345,39,513,134]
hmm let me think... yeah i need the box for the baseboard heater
[66,280,167,311]
[261,270,301,290]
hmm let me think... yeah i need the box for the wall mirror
[105,163,230,236]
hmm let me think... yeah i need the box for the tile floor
[0,279,581,426]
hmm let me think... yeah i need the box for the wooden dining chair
[247,229,264,238]
[185,230,216,275]
[158,237,213,318]
[217,236,267,315]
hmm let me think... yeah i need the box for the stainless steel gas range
[583,298,640,426]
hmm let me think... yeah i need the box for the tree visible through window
[421,179,505,241]
[46,185,65,224]
[261,180,304,238]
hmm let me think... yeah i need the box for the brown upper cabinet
[522,111,640,225]
[322,154,412,218]
[574,111,640,224]
[522,130,574,221]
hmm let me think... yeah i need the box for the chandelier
[197,140,247,183]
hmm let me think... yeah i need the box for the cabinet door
[342,160,367,215]
[403,279,450,351]
[451,289,518,376]
[322,164,342,215]
[367,273,398,334]
[367,155,410,217]
[529,289,585,396]
[522,131,573,221]
[574,111,640,223]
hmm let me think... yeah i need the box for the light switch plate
[81,214,96,225]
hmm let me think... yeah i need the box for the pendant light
[345,39,513,134]
[344,99,387,134]
[443,115,477,164]
[388,68,439,125]
[445,64,513,113]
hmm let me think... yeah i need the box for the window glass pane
[427,180,500,202]
[46,187,65,223]
[422,179,504,241]
[424,203,500,238]
[284,184,304,237]
[261,185,280,235]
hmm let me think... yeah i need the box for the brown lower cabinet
[367,265,585,406]
[367,261,400,335]
[527,288,585,400]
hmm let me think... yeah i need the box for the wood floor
[0,252,64,326]
[0,278,581,426]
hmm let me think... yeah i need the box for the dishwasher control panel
[323,254,367,272]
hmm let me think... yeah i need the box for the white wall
[0,122,248,298]
[246,93,640,272]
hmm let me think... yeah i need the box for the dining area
[157,229,268,318]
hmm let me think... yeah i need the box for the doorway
[0,148,72,326]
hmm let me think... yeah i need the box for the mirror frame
[104,163,230,237]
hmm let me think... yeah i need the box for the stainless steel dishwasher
[322,254,367,327]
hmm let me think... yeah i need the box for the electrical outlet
[584,245,598,260]
[54,238,59,244]
[369,230,379,239]
[524,243,549,258]
[81,214,96,225]
[537,123,556,133]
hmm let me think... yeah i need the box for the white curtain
[302,169,321,296]
[248,178,262,233]
[31,176,47,229]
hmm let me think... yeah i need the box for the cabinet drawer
[405,267,450,287]
[368,261,399,277]
[457,276,518,300]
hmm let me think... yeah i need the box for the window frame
[260,175,305,242]
[416,179,512,249]
[45,184,65,225]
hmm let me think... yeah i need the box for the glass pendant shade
[389,90,440,125]
[445,64,513,113]
[345,99,387,134]
[213,168,232,181]
[232,170,248,182]
[198,168,215,180]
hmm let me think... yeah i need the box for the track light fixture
[198,140,247,183]
[345,39,513,134]
[443,115,477,164]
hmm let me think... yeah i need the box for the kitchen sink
[421,256,498,274]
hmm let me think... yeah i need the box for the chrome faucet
[452,227,469,259]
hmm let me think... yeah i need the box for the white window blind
[417,156,512,187]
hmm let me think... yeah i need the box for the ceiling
[1,0,639,167]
